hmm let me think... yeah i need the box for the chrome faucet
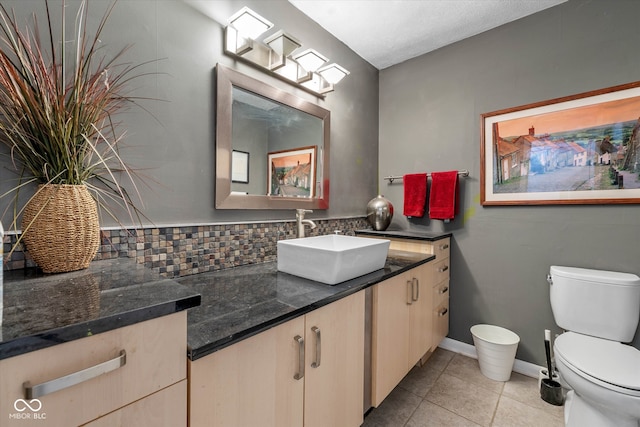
[296,209,316,238]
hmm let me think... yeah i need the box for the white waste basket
[470,324,520,381]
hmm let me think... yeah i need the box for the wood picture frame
[481,81,640,205]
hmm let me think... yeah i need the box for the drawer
[432,279,450,308]
[82,380,187,427]
[367,236,450,261]
[432,258,450,284]
[432,298,449,349]
[385,238,432,254]
[432,238,450,260]
[0,311,187,427]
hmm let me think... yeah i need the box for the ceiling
[288,0,567,70]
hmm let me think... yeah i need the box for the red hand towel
[429,171,459,220]
[403,173,427,217]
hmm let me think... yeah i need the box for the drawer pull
[439,286,449,295]
[294,335,305,380]
[439,243,449,250]
[438,265,449,273]
[438,308,448,317]
[311,327,321,368]
[24,350,126,399]
[412,278,420,302]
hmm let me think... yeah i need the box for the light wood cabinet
[371,263,433,407]
[409,263,433,366]
[369,235,451,407]
[188,291,365,427]
[430,238,451,350]
[83,380,187,427]
[189,315,304,427]
[0,312,188,427]
[380,236,451,352]
[432,279,450,350]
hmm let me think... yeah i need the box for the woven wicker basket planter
[21,184,100,273]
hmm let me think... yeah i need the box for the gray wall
[0,0,379,227]
[379,0,640,365]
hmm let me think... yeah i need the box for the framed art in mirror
[232,150,249,184]
[267,146,316,197]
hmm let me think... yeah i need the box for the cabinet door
[304,291,365,427]
[371,272,411,407]
[188,316,305,427]
[408,263,433,366]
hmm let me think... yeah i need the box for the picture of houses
[490,95,640,194]
[267,146,316,197]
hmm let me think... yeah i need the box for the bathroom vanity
[0,231,451,427]
[0,259,201,427]
[183,230,451,427]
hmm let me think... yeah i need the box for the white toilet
[548,265,640,427]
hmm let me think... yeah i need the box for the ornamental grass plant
[0,0,154,255]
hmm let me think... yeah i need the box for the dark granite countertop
[176,249,434,361]
[1,237,439,362]
[0,258,201,360]
[355,229,452,241]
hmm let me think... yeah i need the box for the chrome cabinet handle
[439,243,449,250]
[438,265,449,273]
[24,350,126,399]
[294,335,305,380]
[412,277,420,302]
[439,286,449,295]
[438,308,448,317]
[311,327,321,368]
[406,280,413,305]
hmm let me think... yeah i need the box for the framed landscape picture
[481,81,640,205]
[267,146,316,197]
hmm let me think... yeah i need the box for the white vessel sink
[277,235,390,285]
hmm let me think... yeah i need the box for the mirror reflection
[231,87,323,198]
[216,64,330,209]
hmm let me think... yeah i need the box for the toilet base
[565,391,638,427]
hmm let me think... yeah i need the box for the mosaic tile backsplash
[3,217,370,278]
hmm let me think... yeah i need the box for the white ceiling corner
[288,0,567,70]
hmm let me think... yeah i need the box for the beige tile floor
[362,348,565,427]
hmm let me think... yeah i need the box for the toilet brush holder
[540,378,564,406]
[538,367,560,388]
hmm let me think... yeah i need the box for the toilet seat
[554,332,640,396]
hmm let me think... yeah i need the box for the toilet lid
[554,332,640,392]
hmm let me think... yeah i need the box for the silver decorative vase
[366,195,394,231]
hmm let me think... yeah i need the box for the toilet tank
[549,265,640,342]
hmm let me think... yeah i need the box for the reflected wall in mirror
[216,64,330,209]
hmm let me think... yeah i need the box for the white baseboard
[438,337,543,379]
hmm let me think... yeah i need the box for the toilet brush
[544,329,553,379]
[540,329,564,405]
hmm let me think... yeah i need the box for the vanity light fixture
[292,49,328,83]
[292,49,328,72]
[228,7,273,39]
[223,7,349,96]
[318,63,350,84]
[227,7,273,56]
[264,30,301,70]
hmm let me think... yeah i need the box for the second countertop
[176,249,434,360]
